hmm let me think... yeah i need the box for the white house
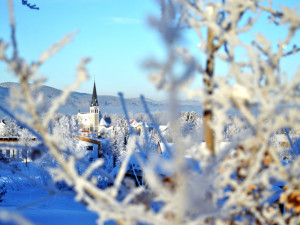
[0,136,37,163]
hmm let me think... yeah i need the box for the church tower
[90,81,100,132]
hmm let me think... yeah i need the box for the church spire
[90,81,99,106]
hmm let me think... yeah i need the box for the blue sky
[0,0,166,99]
[0,0,299,100]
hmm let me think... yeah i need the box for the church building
[77,81,100,134]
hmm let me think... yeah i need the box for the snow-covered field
[0,164,115,225]
[2,189,98,225]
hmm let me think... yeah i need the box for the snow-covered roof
[100,118,109,127]
[143,122,152,128]
[77,113,90,126]
[106,126,114,131]
[159,125,168,133]
[159,143,175,157]
[130,119,136,124]
[133,121,153,128]
[130,120,139,128]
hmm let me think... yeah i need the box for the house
[130,120,139,128]
[0,137,37,163]
[130,120,153,134]
[79,130,90,137]
[136,122,153,132]
[76,136,103,161]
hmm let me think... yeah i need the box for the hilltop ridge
[0,82,202,117]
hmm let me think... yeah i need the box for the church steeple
[89,80,100,132]
[90,81,99,107]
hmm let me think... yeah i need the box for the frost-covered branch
[1,0,300,224]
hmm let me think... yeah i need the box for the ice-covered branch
[1,0,300,224]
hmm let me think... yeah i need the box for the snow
[1,0,299,222]
[1,189,97,225]
[77,113,90,126]
[142,122,152,128]
[129,120,139,128]
[159,143,174,156]
[0,162,119,225]
[275,134,288,142]
[75,139,99,161]
[2,188,98,225]
[100,118,109,127]
[231,84,251,101]
[159,142,234,157]
[0,163,100,225]
[0,120,5,135]
[158,125,168,133]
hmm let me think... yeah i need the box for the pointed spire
[90,81,99,107]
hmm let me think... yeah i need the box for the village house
[76,136,103,161]
[0,136,37,163]
[130,120,153,134]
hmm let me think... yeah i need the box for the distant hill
[0,82,202,117]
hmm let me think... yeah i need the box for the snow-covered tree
[19,128,35,166]
[0,119,20,137]
[52,114,80,158]
[1,0,300,224]
[109,118,129,164]
[145,0,300,223]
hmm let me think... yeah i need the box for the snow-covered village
[1,0,300,225]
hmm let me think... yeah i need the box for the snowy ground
[0,184,105,225]
[2,188,98,225]
[0,164,116,225]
